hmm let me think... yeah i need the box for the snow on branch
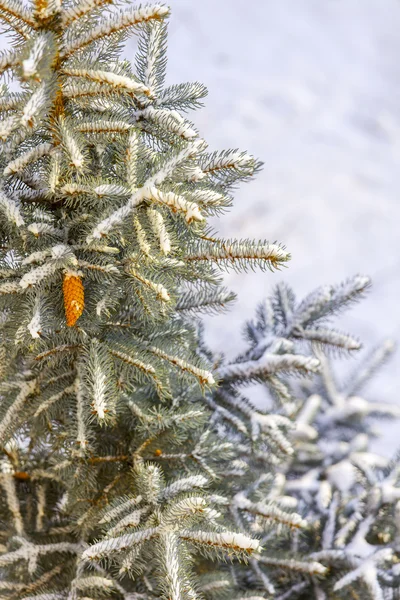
[137,19,167,95]
[85,339,117,421]
[205,395,248,435]
[160,532,183,600]
[217,353,319,383]
[33,0,62,22]
[320,395,400,423]
[201,150,260,179]
[126,266,170,302]
[76,118,132,133]
[187,188,230,209]
[0,538,82,574]
[94,182,130,197]
[22,244,72,266]
[0,91,26,112]
[82,527,161,561]
[146,137,206,185]
[292,326,361,351]
[87,139,205,241]
[126,129,139,190]
[0,48,20,77]
[147,208,171,254]
[146,344,215,386]
[256,555,327,576]
[33,384,75,417]
[157,81,208,111]
[0,0,35,29]
[291,275,371,330]
[61,4,170,59]
[186,240,290,271]
[21,32,56,80]
[56,116,86,171]
[132,215,152,256]
[109,347,163,396]
[21,81,53,129]
[179,530,261,554]
[250,413,295,455]
[0,281,21,295]
[19,253,75,289]
[144,186,204,223]
[0,190,24,226]
[74,373,89,451]
[176,285,235,315]
[0,379,37,442]
[62,68,152,96]
[162,475,208,500]
[0,115,20,140]
[333,548,393,598]
[274,583,309,600]
[27,222,63,238]
[136,106,198,139]
[106,508,148,536]
[0,472,25,534]
[99,495,143,524]
[3,143,53,176]
[27,294,44,339]
[62,0,114,27]
[234,493,306,530]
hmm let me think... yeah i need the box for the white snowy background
[137,0,400,450]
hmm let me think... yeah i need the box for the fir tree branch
[0,0,35,29]
[186,240,290,271]
[62,67,152,96]
[61,0,113,27]
[61,4,170,59]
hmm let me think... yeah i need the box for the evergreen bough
[0,2,397,599]
[206,278,400,599]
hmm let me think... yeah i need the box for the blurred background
[130,0,400,448]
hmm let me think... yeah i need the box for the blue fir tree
[0,1,398,599]
[0,1,289,597]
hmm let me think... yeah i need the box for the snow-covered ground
[144,0,400,449]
